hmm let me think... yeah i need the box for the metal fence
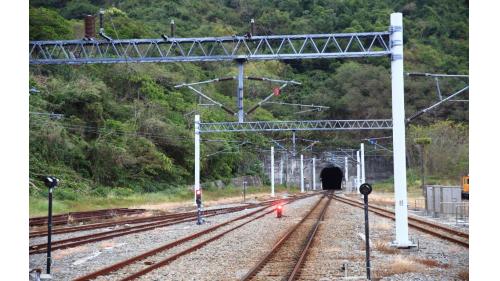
[408,198,426,211]
[454,202,469,225]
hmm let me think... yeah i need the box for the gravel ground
[134,194,323,281]
[28,200,295,280]
[297,197,469,281]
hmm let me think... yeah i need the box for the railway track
[332,195,469,247]
[29,203,265,238]
[30,194,316,255]
[72,193,321,281]
[240,193,332,281]
[29,208,146,227]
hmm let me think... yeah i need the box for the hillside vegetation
[29,0,468,202]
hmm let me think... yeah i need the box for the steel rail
[29,208,146,227]
[332,195,468,247]
[240,194,331,280]
[29,202,283,254]
[334,195,468,239]
[30,212,217,254]
[120,207,279,281]
[287,195,331,281]
[73,193,318,281]
[29,203,263,238]
[29,208,143,225]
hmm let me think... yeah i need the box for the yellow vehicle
[461,175,469,199]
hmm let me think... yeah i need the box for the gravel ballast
[135,194,323,281]
[29,195,318,280]
[297,195,468,281]
[29,192,468,280]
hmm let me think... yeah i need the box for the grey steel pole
[271,146,275,197]
[46,187,53,274]
[419,144,426,209]
[359,183,373,281]
[236,60,245,122]
[363,193,371,280]
[243,181,247,202]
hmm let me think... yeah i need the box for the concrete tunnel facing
[320,166,343,190]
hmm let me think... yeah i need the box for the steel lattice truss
[29,32,391,65]
[199,119,392,133]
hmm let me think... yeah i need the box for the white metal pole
[391,12,411,247]
[361,143,366,184]
[271,146,275,197]
[279,154,283,185]
[312,157,316,190]
[344,156,348,190]
[300,154,304,193]
[356,151,360,193]
[194,115,201,204]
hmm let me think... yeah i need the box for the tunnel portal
[320,166,343,190]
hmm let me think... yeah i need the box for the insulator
[99,9,104,30]
[171,19,176,37]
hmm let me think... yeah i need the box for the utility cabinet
[425,185,462,216]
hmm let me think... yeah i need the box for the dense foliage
[29,0,468,197]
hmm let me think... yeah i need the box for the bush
[111,187,135,197]
[91,186,110,197]
[61,0,98,19]
[54,188,79,201]
[30,7,73,40]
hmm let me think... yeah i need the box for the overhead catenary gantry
[29,32,391,64]
[29,13,413,247]
[199,119,393,133]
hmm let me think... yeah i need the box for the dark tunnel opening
[320,166,343,190]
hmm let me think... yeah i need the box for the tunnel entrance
[320,166,343,190]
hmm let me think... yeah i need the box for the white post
[279,154,284,185]
[271,146,275,197]
[361,143,366,184]
[356,151,361,193]
[391,12,412,247]
[344,156,348,190]
[300,154,304,193]
[312,157,316,190]
[194,115,201,204]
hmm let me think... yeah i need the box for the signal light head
[195,189,201,195]
[276,205,283,218]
